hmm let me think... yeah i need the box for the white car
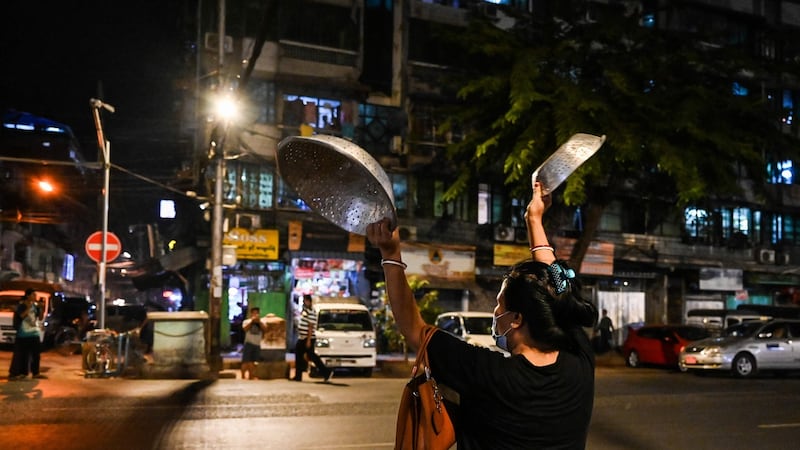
[435,311,508,355]
[679,319,800,378]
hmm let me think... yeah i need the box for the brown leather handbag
[395,325,456,450]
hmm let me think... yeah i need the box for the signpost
[85,231,122,263]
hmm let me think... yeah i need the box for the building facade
[175,0,800,348]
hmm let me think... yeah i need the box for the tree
[375,275,443,359]
[437,1,800,267]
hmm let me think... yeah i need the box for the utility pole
[90,97,115,330]
[207,0,227,373]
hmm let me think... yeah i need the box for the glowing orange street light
[37,179,56,193]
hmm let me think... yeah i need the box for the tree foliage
[432,1,800,266]
[439,2,800,211]
[374,276,443,358]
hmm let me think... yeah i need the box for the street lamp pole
[90,98,115,329]
[207,0,228,372]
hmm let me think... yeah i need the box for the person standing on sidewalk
[8,288,45,380]
[241,307,266,380]
[292,294,333,382]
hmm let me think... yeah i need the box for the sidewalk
[1,346,626,382]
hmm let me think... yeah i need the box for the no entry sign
[85,231,122,263]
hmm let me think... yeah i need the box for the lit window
[391,173,408,212]
[732,82,749,96]
[159,200,176,219]
[685,207,710,239]
[477,183,490,224]
[767,160,794,184]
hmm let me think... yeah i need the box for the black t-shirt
[427,327,595,450]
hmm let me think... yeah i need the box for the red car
[622,324,710,369]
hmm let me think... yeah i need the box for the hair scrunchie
[546,261,576,295]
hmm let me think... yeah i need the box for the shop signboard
[400,242,476,281]
[493,243,530,267]
[223,228,279,260]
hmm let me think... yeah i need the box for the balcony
[243,38,360,83]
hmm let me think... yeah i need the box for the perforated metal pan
[276,135,397,236]
[532,133,606,195]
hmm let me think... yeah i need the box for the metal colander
[532,133,606,196]
[276,135,397,236]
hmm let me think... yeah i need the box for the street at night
[2,349,800,449]
[3,1,800,450]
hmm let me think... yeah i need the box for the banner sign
[400,242,475,281]
[223,228,279,260]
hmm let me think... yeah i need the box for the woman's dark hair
[503,259,597,352]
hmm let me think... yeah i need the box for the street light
[90,97,115,330]
[207,90,239,372]
[36,179,55,193]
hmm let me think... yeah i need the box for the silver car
[679,319,800,378]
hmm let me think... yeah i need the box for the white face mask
[491,311,514,351]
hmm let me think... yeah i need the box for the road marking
[758,423,800,429]
[302,444,392,449]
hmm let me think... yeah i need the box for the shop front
[285,219,371,344]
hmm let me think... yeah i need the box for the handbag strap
[413,325,437,372]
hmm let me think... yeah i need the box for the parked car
[435,311,508,355]
[679,319,800,378]
[622,324,710,369]
[43,294,97,347]
[685,308,771,335]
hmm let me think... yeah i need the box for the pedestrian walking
[291,295,333,382]
[595,309,614,353]
[8,288,45,380]
[366,181,598,449]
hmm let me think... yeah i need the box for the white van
[312,297,377,376]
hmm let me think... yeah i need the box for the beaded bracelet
[530,245,555,253]
[381,259,408,270]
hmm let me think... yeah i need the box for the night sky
[1,1,192,170]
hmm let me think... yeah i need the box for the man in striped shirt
[292,294,333,382]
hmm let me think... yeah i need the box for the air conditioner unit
[398,225,417,241]
[204,32,234,54]
[236,213,261,229]
[493,225,515,242]
[757,249,776,264]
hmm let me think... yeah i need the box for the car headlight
[316,338,330,348]
[703,346,721,357]
[363,338,376,348]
